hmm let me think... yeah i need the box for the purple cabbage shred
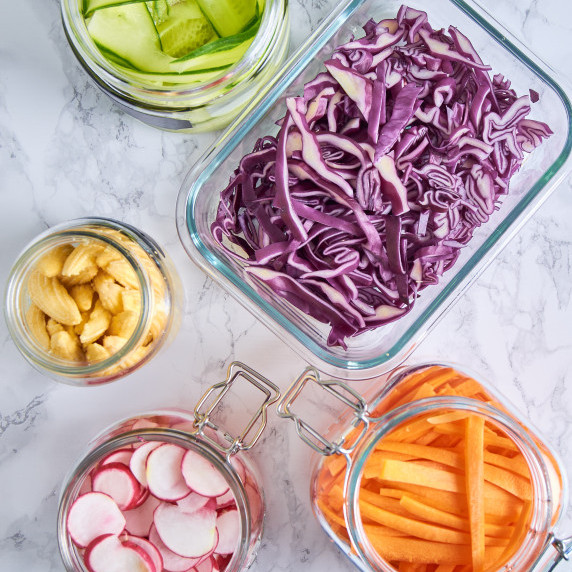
[211,5,552,348]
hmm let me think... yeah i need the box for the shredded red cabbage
[211,5,552,348]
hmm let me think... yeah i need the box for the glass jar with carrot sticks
[277,363,571,572]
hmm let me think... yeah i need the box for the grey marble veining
[1,0,572,570]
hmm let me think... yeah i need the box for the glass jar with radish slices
[57,362,280,572]
[60,0,289,132]
[4,217,180,386]
[277,362,571,572]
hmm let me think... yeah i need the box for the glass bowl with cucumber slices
[61,0,289,132]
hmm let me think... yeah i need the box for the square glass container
[176,0,572,380]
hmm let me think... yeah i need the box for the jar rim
[344,396,556,572]
[3,217,174,384]
[56,410,254,572]
[60,0,286,108]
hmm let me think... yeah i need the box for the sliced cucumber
[83,0,146,17]
[195,0,257,37]
[88,4,174,72]
[154,0,216,58]
[171,15,259,70]
[147,0,169,24]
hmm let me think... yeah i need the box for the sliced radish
[124,534,164,572]
[100,448,133,467]
[215,489,236,510]
[66,492,126,548]
[229,458,246,485]
[154,502,218,559]
[130,441,162,487]
[181,450,229,498]
[195,556,216,572]
[92,462,144,511]
[85,534,156,572]
[131,419,160,430]
[214,553,231,571]
[146,444,190,501]
[215,509,240,555]
[124,495,161,537]
[149,525,202,572]
[245,483,263,522]
[177,492,212,514]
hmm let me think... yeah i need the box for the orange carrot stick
[465,414,485,572]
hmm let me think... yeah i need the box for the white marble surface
[1,0,572,570]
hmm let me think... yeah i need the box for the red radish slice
[149,525,202,572]
[195,556,216,572]
[170,421,196,433]
[215,489,236,510]
[130,441,162,487]
[131,419,160,430]
[245,483,263,521]
[124,534,164,572]
[146,444,190,501]
[229,458,246,484]
[85,534,156,572]
[214,553,231,571]
[154,502,218,558]
[177,492,211,514]
[67,492,126,548]
[100,448,133,467]
[215,509,240,555]
[124,495,161,537]
[92,462,144,511]
[181,450,229,498]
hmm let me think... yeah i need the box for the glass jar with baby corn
[277,362,571,571]
[4,217,180,385]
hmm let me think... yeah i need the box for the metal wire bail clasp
[276,366,370,456]
[193,361,280,459]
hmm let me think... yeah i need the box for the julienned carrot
[362,527,505,565]
[359,501,472,544]
[313,366,534,571]
[465,415,485,572]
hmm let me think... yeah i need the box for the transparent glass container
[176,0,572,379]
[4,217,180,386]
[60,0,290,132]
[57,362,280,572]
[277,362,571,571]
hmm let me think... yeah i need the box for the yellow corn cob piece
[60,265,98,287]
[109,310,139,339]
[70,283,95,312]
[121,289,142,314]
[95,245,123,268]
[93,271,124,314]
[35,244,74,277]
[28,271,81,326]
[61,242,104,277]
[85,342,111,363]
[25,304,50,350]
[80,300,111,346]
[102,335,127,354]
[104,258,139,289]
[50,330,85,361]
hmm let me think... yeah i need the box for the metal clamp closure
[194,361,280,458]
[276,366,369,456]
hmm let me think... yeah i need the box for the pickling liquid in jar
[285,364,569,572]
[57,410,265,572]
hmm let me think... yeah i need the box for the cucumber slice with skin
[155,0,216,58]
[88,4,174,71]
[171,15,259,66]
[83,0,146,17]
[195,0,257,37]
